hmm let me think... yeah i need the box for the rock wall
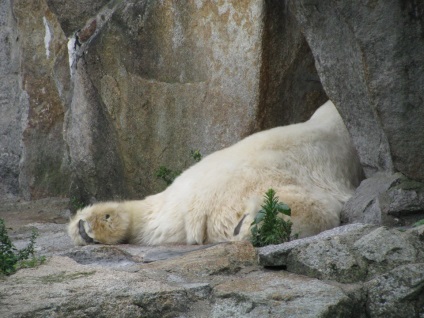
[290,0,424,180]
[0,0,326,203]
[1,0,423,225]
[0,0,21,199]
[290,0,424,225]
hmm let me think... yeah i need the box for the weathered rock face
[71,0,326,199]
[258,224,424,318]
[290,0,424,181]
[342,172,424,226]
[0,0,21,198]
[10,0,72,200]
[0,0,326,202]
[289,0,424,225]
[46,0,111,37]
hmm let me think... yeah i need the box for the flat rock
[2,198,423,317]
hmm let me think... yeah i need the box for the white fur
[68,100,363,246]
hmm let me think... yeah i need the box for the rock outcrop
[259,224,424,318]
[1,201,423,318]
[290,0,424,226]
[1,1,424,316]
[290,0,424,180]
[0,0,326,203]
[0,0,24,198]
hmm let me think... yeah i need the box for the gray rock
[258,224,424,284]
[63,245,138,269]
[73,0,326,199]
[290,0,424,181]
[11,0,71,200]
[212,271,356,318]
[258,224,374,283]
[0,0,23,198]
[3,200,424,317]
[366,263,424,318]
[354,227,423,277]
[46,0,110,36]
[341,173,402,225]
[258,223,372,266]
[0,256,213,318]
[1,0,326,201]
[342,173,424,226]
[64,60,128,206]
[141,244,221,263]
[380,177,424,222]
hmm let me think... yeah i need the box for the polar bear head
[67,202,131,245]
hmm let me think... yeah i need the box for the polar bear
[68,100,363,246]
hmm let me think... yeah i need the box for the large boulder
[0,0,326,202]
[0,0,21,198]
[46,0,110,37]
[290,0,424,181]
[3,201,424,318]
[10,0,71,200]
[65,0,326,201]
[342,172,424,226]
[258,224,424,318]
[289,0,424,225]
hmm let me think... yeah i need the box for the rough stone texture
[366,264,424,318]
[290,0,424,181]
[73,0,327,199]
[258,224,424,284]
[0,199,424,318]
[0,0,23,198]
[258,224,374,283]
[12,0,71,200]
[257,1,327,128]
[342,173,424,226]
[0,0,326,202]
[46,0,111,36]
[2,201,423,317]
[212,271,355,318]
[65,58,128,204]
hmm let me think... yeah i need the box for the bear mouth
[78,219,95,244]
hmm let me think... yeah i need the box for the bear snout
[78,219,95,244]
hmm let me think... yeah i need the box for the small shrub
[0,218,45,276]
[70,197,85,211]
[250,189,295,247]
[413,219,424,227]
[190,149,202,162]
[155,149,202,186]
[155,166,182,186]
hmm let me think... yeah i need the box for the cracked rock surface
[1,198,423,317]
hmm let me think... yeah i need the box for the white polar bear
[68,100,363,246]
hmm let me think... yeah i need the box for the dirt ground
[0,197,70,233]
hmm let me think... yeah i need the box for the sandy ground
[0,197,70,233]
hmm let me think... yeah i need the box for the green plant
[70,197,85,211]
[0,218,45,276]
[155,166,182,186]
[250,189,294,247]
[190,149,202,162]
[413,219,424,227]
[155,149,202,186]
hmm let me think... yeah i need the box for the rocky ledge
[1,198,423,318]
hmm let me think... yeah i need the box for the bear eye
[105,214,110,220]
